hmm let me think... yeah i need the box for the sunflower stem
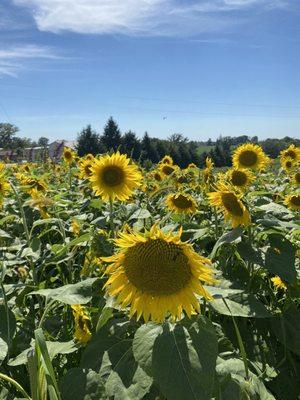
[0,373,31,400]
[109,197,115,238]
[213,207,219,238]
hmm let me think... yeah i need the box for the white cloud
[12,0,290,36]
[0,44,59,76]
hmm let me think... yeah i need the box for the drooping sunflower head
[280,144,300,163]
[281,157,296,172]
[160,163,177,177]
[63,147,75,164]
[79,159,94,179]
[284,193,300,210]
[226,168,255,189]
[160,155,173,165]
[232,143,269,170]
[166,192,197,214]
[103,225,214,323]
[89,152,142,202]
[71,305,92,344]
[208,184,250,228]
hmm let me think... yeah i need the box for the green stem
[38,300,56,329]
[9,181,30,244]
[213,207,219,238]
[0,373,31,400]
[109,197,115,238]
[0,281,11,357]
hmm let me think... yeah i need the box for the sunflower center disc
[64,151,72,160]
[286,161,292,169]
[123,239,192,295]
[285,150,296,160]
[102,166,125,187]
[172,194,193,209]
[221,193,244,216]
[85,165,92,176]
[231,171,247,186]
[295,173,300,183]
[239,150,258,167]
[162,165,174,175]
[291,196,300,206]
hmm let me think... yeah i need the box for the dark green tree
[38,137,49,147]
[77,125,103,156]
[0,123,19,148]
[141,132,159,164]
[121,131,141,160]
[100,117,122,152]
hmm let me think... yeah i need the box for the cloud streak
[12,0,290,36]
[0,44,60,76]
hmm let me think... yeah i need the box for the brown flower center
[221,192,244,216]
[231,170,248,186]
[238,150,258,167]
[101,166,125,187]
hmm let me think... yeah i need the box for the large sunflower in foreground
[226,168,255,190]
[102,225,214,323]
[166,192,197,214]
[232,143,269,171]
[89,152,142,202]
[208,184,250,228]
[284,193,300,211]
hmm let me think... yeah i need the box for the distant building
[49,140,78,161]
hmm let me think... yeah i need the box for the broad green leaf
[150,317,218,400]
[210,293,271,318]
[96,308,114,332]
[30,278,98,305]
[0,337,8,364]
[60,368,107,400]
[0,305,16,344]
[265,234,296,283]
[210,227,243,259]
[129,208,151,220]
[236,242,264,266]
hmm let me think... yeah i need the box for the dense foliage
[0,143,299,400]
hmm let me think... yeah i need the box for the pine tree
[100,117,122,152]
[141,132,159,163]
[121,131,141,160]
[76,125,102,156]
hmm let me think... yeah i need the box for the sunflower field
[0,143,299,400]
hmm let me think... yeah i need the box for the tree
[100,117,122,152]
[77,125,103,156]
[168,133,188,143]
[141,132,159,163]
[38,137,49,147]
[0,123,19,148]
[121,131,141,160]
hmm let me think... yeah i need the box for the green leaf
[210,293,271,318]
[210,227,243,259]
[265,234,296,283]
[271,303,300,356]
[0,337,8,364]
[236,242,264,266]
[52,233,91,257]
[0,305,16,344]
[60,368,107,400]
[129,208,151,220]
[149,317,218,400]
[30,278,98,305]
[96,308,114,333]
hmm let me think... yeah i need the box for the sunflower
[71,305,92,344]
[89,152,142,202]
[166,192,197,214]
[226,168,255,190]
[271,276,287,291]
[280,144,300,163]
[85,153,94,161]
[284,193,300,210]
[79,159,94,179]
[281,157,296,172]
[63,147,75,164]
[0,175,10,198]
[160,163,177,177]
[291,171,300,185]
[232,143,269,170]
[187,163,197,169]
[208,184,250,228]
[102,225,214,323]
[160,155,173,165]
[152,170,163,182]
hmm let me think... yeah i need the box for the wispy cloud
[12,0,291,36]
[0,44,60,77]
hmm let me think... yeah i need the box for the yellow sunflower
[152,170,163,182]
[71,305,92,344]
[226,168,255,190]
[232,143,269,170]
[0,175,10,197]
[89,152,142,202]
[102,225,214,323]
[208,184,250,228]
[284,193,300,210]
[85,153,94,161]
[187,163,197,169]
[166,192,197,214]
[79,159,94,179]
[160,163,177,177]
[280,144,300,163]
[63,147,75,164]
[271,276,287,291]
[160,155,173,165]
[291,171,300,185]
[281,157,296,172]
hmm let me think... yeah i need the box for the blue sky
[0,0,300,142]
